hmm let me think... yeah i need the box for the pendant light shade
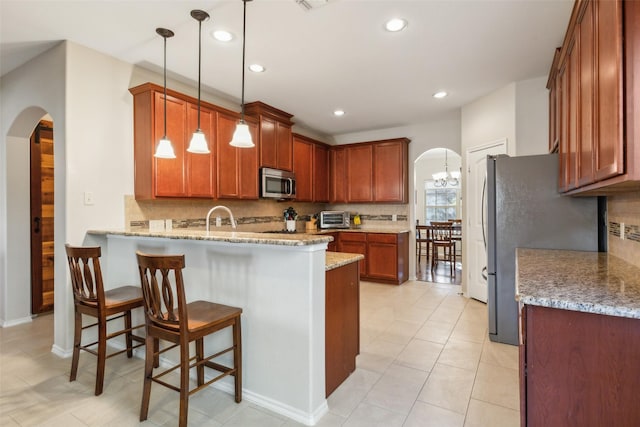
[187,9,211,154]
[230,0,255,148]
[154,27,176,159]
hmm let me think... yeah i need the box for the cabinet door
[577,1,595,187]
[594,0,624,181]
[330,147,348,203]
[259,116,277,169]
[313,143,330,202]
[338,234,367,277]
[558,61,569,192]
[366,234,398,282]
[154,92,187,197]
[347,145,373,202]
[217,113,258,199]
[293,137,313,202]
[276,122,293,171]
[373,141,407,202]
[186,103,215,197]
[567,36,579,191]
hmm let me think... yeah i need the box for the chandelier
[432,150,461,187]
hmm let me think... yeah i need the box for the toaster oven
[319,211,350,229]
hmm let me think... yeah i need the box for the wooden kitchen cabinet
[292,133,330,202]
[186,102,216,197]
[324,232,339,252]
[329,146,348,203]
[330,138,410,203]
[245,101,294,172]
[551,0,640,195]
[216,111,259,199]
[325,260,359,397]
[338,231,409,285]
[520,304,640,426]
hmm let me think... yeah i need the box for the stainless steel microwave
[260,167,296,199]
[319,211,350,229]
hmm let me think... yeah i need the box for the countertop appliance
[486,153,599,345]
[319,211,350,229]
[260,167,296,199]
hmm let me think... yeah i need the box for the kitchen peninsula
[516,248,640,426]
[85,228,360,426]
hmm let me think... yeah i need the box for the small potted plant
[283,206,298,232]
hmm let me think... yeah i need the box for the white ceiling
[0,0,573,137]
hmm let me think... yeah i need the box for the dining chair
[448,218,463,257]
[415,220,431,269]
[136,252,242,427]
[430,221,456,276]
[65,244,145,395]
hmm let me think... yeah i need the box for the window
[425,181,460,222]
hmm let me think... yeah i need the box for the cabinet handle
[34,217,41,234]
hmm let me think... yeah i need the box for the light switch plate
[83,191,94,205]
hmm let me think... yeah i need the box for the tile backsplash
[125,196,409,232]
[607,192,640,268]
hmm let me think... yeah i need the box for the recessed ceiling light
[385,18,407,32]
[212,30,233,42]
[249,63,265,73]
[333,110,345,117]
[433,91,448,99]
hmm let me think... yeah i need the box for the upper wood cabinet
[551,0,639,194]
[216,111,259,199]
[130,83,218,199]
[244,102,294,171]
[292,133,330,203]
[330,138,410,203]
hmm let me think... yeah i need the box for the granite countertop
[88,229,333,247]
[325,252,364,271]
[515,248,640,319]
[309,228,410,234]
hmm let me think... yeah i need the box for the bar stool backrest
[66,244,105,309]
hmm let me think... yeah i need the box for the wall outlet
[165,219,172,230]
[392,214,397,222]
[149,220,164,232]
[216,217,222,227]
[83,191,94,206]
[621,222,625,240]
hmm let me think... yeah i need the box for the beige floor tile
[471,361,520,410]
[437,338,483,371]
[342,402,406,427]
[395,338,443,372]
[363,363,429,414]
[327,368,381,418]
[417,363,475,414]
[428,305,464,324]
[404,401,464,427]
[360,338,405,359]
[464,398,519,427]
[480,340,519,370]
[376,320,424,345]
[449,321,487,344]
[221,405,285,427]
[355,351,395,374]
[414,320,455,344]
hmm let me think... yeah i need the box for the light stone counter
[325,252,364,271]
[310,228,410,235]
[515,248,640,318]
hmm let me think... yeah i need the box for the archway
[414,148,462,283]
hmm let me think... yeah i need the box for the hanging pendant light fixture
[230,0,255,148]
[187,9,211,154]
[154,27,176,159]
[432,150,460,187]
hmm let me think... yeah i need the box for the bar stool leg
[70,310,82,382]
[179,341,190,427]
[234,318,242,403]
[95,317,107,395]
[140,334,154,422]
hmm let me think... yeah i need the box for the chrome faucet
[205,205,237,231]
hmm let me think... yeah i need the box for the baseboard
[0,315,33,328]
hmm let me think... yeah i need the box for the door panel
[466,139,507,303]
[30,120,54,314]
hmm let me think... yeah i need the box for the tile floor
[0,280,519,426]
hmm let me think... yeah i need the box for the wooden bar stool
[65,244,145,395]
[136,252,242,427]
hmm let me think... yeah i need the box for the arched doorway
[414,148,462,283]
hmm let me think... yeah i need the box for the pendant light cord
[163,35,168,138]
[240,0,247,123]
[197,19,202,131]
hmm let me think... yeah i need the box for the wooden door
[577,0,595,187]
[30,120,54,314]
[259,116,277,168]
[186,103,215,197]
[567,36,579,191]
[293,137,313,201]
[373,140,407,202]
[154,92,187,197]
[366,234,398,282]
[239,122,259,199]
[347,145,373,202]
[217,112,241,198]
[330,147,348,203]
[338,233,367,277]
[276,122,292,171]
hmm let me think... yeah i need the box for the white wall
[516,76,550,156]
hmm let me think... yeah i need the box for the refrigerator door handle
[481,176,487,250]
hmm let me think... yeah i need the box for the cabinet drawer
[338,232,366,242]
[366,233,397,244]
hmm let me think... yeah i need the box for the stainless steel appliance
[319,211,350,229]
[486,153,598,345]
[260,167,296,199]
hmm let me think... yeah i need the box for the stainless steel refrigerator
[486,153,599,345]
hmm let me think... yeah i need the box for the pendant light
[154,28,176,159]
[187,9,211,154]
[230,0,255,148]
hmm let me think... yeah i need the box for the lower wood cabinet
[520,304,640,426]
[325,261,359,397]
[337,231,409,285]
